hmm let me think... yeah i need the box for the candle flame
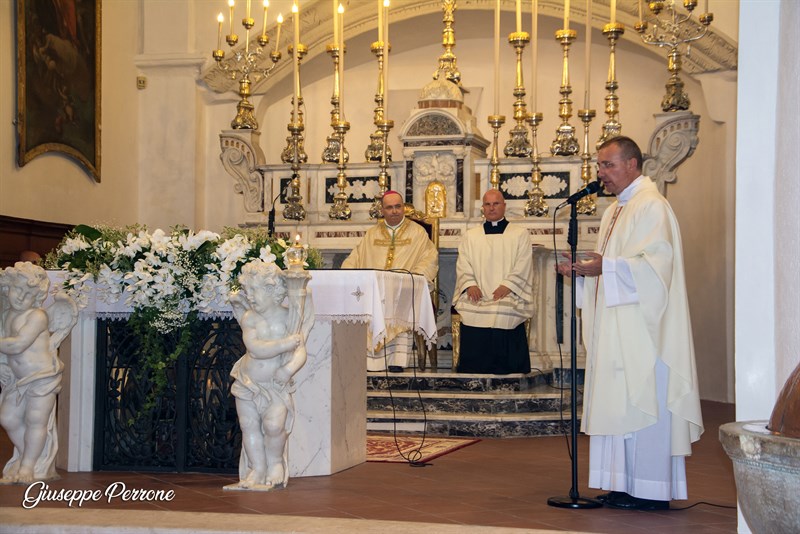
[338,3,344,14]
[277,13,283,23]
[217,12,224,23]
[383,0,389,6]
[292,3,298,14]
[264,0,269,7]
[228,0,234,7]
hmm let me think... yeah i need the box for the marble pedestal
[55,317,367,478]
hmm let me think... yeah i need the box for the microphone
[556,181,602,210]
[267,190,282,237]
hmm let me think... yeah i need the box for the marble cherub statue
[0,262,78,484]
[225,260,314,491]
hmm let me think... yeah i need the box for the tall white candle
[516,0,522,33]
[333,0,338,44]
[274,14,282,53]
[610,0,616,25]
[339,3,345,120]
[638,0,643,23]
[531,0,538,111]
[585,0,591,109]
[217,13,223,50]
[292,2,300,120]
[383,0,390,117]
[494,0,500,115]
[228,0,235,35]
[246,0,251,20]
[378,0,384,42]
[564,0,570,30]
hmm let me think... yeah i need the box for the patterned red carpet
[366,434,479,463]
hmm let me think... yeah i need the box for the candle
[333,0,338,44]
[610,0,616,25]
[262,0,268,37]
[494,0,500,115]
[384,0,390,117]
[531,0,538,111]
[638,0,643,22]
[292,2,300,120]
[228,0,235,35]
[378,0,384,42]
[564,0,570,30]
[274,14,282,53]
[217,13,223,50]
[247,0,252,20]
[516,0,522,33]
[339,3,345,120]
[704,0,709,13]
[585,0,591,109]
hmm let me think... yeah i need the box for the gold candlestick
[212,13,281,130]
[597,22,624,148]
[369,119,395,219]
[281,43,308,163]
[550,29,580,156]
[524,112,548,217]
[329,119,352,220]
[637,0,713,112]
[504,31,532,158]
[577,108,597,216]
[487,114,505,190]
[322,43,349,164]
[433,0,461,86]
[365,41,392,162]
[283,121,306,221]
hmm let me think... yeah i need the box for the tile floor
[0,401,738,533]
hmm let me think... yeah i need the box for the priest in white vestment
[342,191,438,371]
[558,136,703,510]
[453,189,533,374]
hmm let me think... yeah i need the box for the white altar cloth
[51,270,435,478]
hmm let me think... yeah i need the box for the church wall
[0,1,141,227]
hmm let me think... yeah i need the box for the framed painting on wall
[16,0,101,182]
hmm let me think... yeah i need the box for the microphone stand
[547,202,602,509]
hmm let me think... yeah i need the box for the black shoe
[596,491,625,504]
[603,492,669,511]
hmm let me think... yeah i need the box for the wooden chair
[403,181,445,371]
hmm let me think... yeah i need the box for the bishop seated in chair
[341,191,438,371]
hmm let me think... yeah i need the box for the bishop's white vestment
[342,218,438,371]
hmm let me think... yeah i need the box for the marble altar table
[50,270,436,477]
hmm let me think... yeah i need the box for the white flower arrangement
[46,225,322,334]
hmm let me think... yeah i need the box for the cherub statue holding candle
[0,262,77,484]
[225,258,313,491]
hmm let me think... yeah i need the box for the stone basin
[719,421,800,534]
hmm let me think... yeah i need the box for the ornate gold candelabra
[329,119,352,220]
[432,0,461,85]
[281,43,308,164]
[504,31,532,158]
[550,29,580,156]
[365,41,392,163]
[212,12,281,129]
[597,22,624,148]
[577,108,597,215]
[637,0,713,112]
[369,119,394,219]
[487,114,505,190]
[524,112,548,217]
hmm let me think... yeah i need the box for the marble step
[366,409,577,438]
[367,388,570,414]
[367,371,552,393]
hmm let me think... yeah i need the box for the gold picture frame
[16,0,102,182]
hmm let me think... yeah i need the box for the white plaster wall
[0,0,140,226]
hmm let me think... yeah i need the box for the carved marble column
[643,111,700,195]
[220,129,267,213]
